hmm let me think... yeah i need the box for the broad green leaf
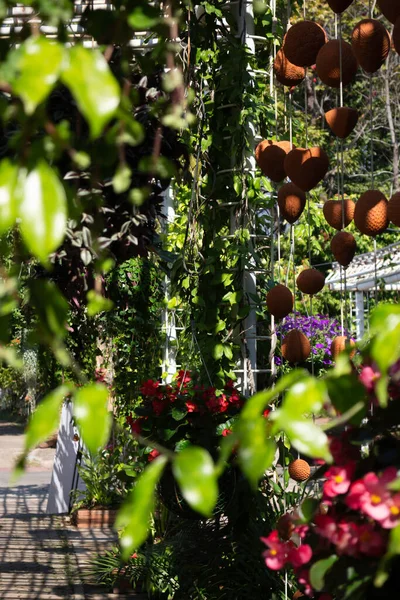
[62,46,120,138]
[173,446,218,517]
[370,304,400,406]
[112,164,131,194]
[375,523,400,587]
[18,161,67,265]
[73,383,111,454]
[237,417,275,488]
[282,377,326,419]
[86,290,114,317]
[310,555,338,591]
[10,37,64,114]
[25,386,69,452]
[213,343,224,360]
[215,431,238,476]
[116,455,168,559]
[326,374,366,426]
[0,160,18,233]
[30,280,69,338]
[241,369,307,420]
[276,417,332,462]
[299,498,320,523]
[128,5,160,30]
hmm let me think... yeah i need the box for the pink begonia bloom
[380,493,400,529]
[346,468,397,524]
[296,569,313,597]
[315,516,359,557]
[359,365,380,393]
[261,531,312,571]
[314,515,337,543]
[358,524,387,557]
[323,462,355,499]
[261,531,291,570]
[289,544,312,568]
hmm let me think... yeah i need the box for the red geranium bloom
[152,398,166,416]
[140,379,162,398]
[186,400,198,413]
[148,449,160,462]
[206,393,229,413]
[222,428,232,436]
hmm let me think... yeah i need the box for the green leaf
[326,374,366,426]
[128,5,160,30]
[237,417,275,488]
[310,555,338,591]
[30,280,69,338]
[299,498,320,523]
[116,455,168,559]
[10,37,64,114]
[112,164,131,194]
[173,446,218,517]
[18,161,67,265]
[62,46,120,138]
[282,418,332,462]
[241,369,307,420]
[171,407,188,421]
[25,386,69,452]
[73,383,111,455]
[375,523,400,587]
[282,377,326,419]
[370,304,400,406]
[0,159,18,233]
[86,290,114,317]
[213,343,224,360]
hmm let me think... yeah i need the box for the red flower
[152,398,166,416]
[148,449,160,462]
[126,415,144,435]
[222,428,232,437]
[206,393,229,413]
[140,379,163,398]
[263,409,270,418]
[177,370,191,387]
[186,400,198,413]
[224,379,235,390]
[358,523,387,557]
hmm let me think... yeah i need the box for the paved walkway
[0,420,134,599]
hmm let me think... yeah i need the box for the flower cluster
[275,314,350,373]
[261,529,312,571]
[126,371,245,460]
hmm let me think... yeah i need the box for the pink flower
[296,569,313,597]
[335,519,359,557]
[380,493,400,529]
[315,515,337,544]
[358,524,387,557]
[261,531,291,570]
[261,531,312,571]
[346,468,397,525]
[323,462,355,499]
[147,449,160,462]
[288,544,312,568]
[359,365,380,393]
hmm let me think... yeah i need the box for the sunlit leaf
[10,37,64,114]
[173,446,218,517]
[73,383,111,454]
[237,416,275,488]
[375,523,400,587]
[274,417,332,462]
[62,46,120,138]
[86,290,114,317]
[0,159,18,234]
[25,386,69,452]
[116,455,168,559]
[282,377,327,419]
[326,374,366,426]
[18,161,67,265]
[128,5,160,30]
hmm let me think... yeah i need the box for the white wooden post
[161,187,177,383]
[355,291,365,341]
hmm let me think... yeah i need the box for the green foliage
[73,383,111,455]
[172,446,218,517]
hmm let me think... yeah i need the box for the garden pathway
[0,418,133,599]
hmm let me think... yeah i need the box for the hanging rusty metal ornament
[351,19,391,73]
[277,183,306,224]
[274,49,306,87]
[284,147,330,192]
[316,40,358,88]
[331,336,356,360]
[327,0,354,13]
[354,190,389,236]
[255,140,291,182]
[282,329,311,364]
[393,17,400,55]
[293,591,305,600]
[331,231,357,267]
[283,21,327,67]
[267,284,294,320]
[325,107,359,139]
[377,0,400,24]
[323,198,355,230]
[388,191,400,226]
[297,268,325,295]
[288,459,311,482]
